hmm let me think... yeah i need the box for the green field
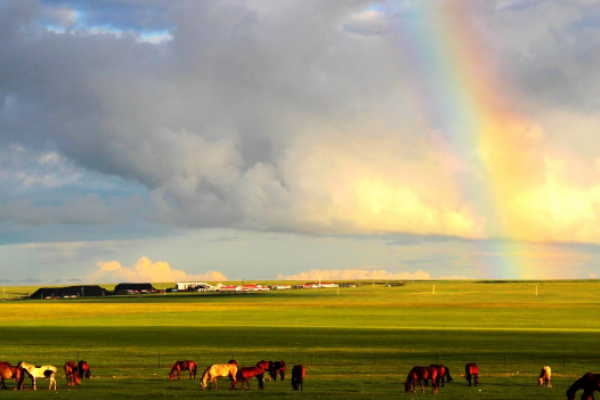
[1,281,599,399]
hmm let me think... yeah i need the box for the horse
[256,361,272,380]
[78,360,92,379]
[566,373,600,400]
[169,360,197,380]
[424,364,453,387]
[64,361,81,386]
[18,362,58,390]
[0,362,24,390]
[236,366,265,390]
[404,366,438,394]
[538,366,551,387]
[269,360,286,381]
[291,365,305,391]
[465,363,479,387]
[200,362,237,390]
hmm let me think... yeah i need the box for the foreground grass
[0,281,599,399]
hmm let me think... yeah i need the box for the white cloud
[278,268,431,281]
[439,275,468,280]
[86,257,227,283]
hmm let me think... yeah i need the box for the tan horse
[200,363,237,390]
[0,362,24,390]
[538,366,551,387]
[17,362,57,390]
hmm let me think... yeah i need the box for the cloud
[278,268,431,281]
[439,275,468,280]
[86,257,228,283]
[1,0,600,248]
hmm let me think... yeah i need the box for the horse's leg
[245,378,251,390]
[419,379,425,394]
[1,377,6,390]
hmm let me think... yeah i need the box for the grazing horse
[200,362,237,390]
[169,360,197,380]
[566,373,600,400]
[64,361,81,386]
[291,365,305,391]
[538,366,551,387]
[465,363,479,387]
[425,365,453,387]
[256,361,272,380]
[78,361,92,379]
[18,362,58,390]
[236,366,265,390]
[0,362,24,390]
[269,360,286,381]
[404,366,438,394]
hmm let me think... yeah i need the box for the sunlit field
[1,280,599,399]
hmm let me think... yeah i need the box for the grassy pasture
[1,281,599,399]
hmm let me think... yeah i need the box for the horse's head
[200,381,206,390]
[404,380,411,393]
[74,372,81,385]
[169,372,174,380]
[566,388,576,400]
[538,377,544,386]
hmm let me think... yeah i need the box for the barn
[30,285,110,299]
[113,283,155,295]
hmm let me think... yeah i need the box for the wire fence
[5,350,600,372]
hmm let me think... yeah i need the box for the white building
[176,282,217,292]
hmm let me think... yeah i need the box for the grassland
[1,280,599,399]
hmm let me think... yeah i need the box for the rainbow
[391,1,547,278]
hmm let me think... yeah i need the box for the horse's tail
[445,367,453,382]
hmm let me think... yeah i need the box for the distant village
[29,281,345,299]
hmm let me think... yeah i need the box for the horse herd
[1,358,599,398]
[0,360,91,390]
[170,359,305,391]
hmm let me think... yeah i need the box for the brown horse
[425,364,453,387]
[256,361,272,380]
[236,366,265,390]
[405,366,438,394]
[169,360,197,380]
[465,363,479,386]
[269,360,286,381]
[566,373,600,400]
[0,362,24,390]
[291,365,305,391]
[538,366,551,387]
[200,362,237,390]
[78,361,92,379]
[64,361,81,386]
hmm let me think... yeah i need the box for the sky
[1,0,600,285]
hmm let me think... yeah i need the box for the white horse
[17,362,58,390]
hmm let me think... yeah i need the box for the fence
[5,349,599,373]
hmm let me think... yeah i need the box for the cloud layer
[279,269,431,281]
[87,257,227,283]
[1,0,600,248]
